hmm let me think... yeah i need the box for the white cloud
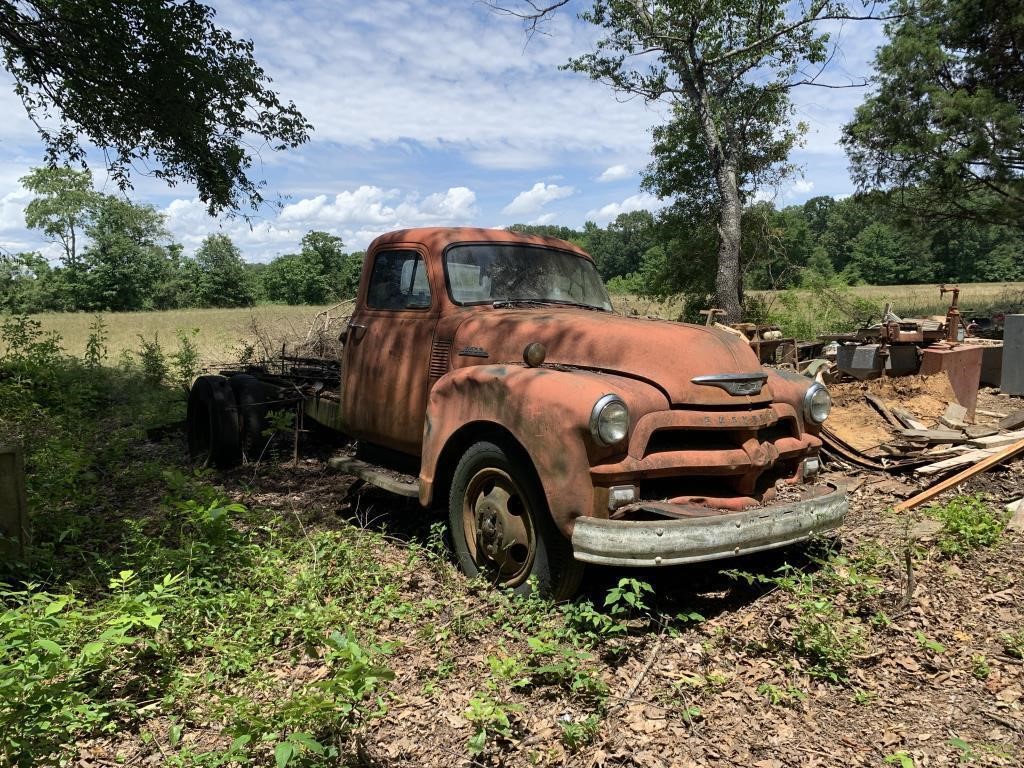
[788,179,815,197]
[502,182,575,217]
[163,184,478,261]
[585,192,661,223]
[598,164,631,182]
[529,212,557,226]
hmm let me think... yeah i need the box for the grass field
[15,281,1024,365]
[22,303,339,365]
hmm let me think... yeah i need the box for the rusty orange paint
[333,227,827,531]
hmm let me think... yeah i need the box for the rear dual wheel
[448,441,583,600]
[186,374,275,468]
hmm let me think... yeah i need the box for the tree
[1,0,311,214]
[491,0,889,320]
[843,221,933,284]
[81,196,178,311]
[258,231,362,305]
[20,167,99,268]
[194,234,255,308]
[582,210,657,280]
[842,0,1024,228]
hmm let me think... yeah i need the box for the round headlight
[590,395,629,446]
[804,384,832,424]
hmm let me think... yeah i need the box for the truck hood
[449,307,774,407]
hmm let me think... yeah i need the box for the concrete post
[1002,315,1024,396]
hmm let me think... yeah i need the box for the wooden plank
[328,456,420,498]
[998,409,1024,431]
[865,394,901,427]
[891,408,928,430]
[898,429,967,444]
[895,438,1024,512]
[914,448,997,476]
[966,429,1024,449]
[0,445,28,560]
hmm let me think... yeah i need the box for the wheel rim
[461,467,536,586]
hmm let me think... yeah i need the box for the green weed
[925,495,1005,557]
[1001,630,1024,659]
[559,714,601,752]
[465,692,521,755]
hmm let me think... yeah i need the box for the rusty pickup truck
[186,227,847,598]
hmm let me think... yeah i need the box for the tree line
[513,190,1024,303]
[0,168,363,314]
[4,165,1021,315]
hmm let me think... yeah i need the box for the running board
[328,456,420,498]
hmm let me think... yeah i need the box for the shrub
[925,495,1005,557]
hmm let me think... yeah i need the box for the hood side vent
[429,339,452,379]
[691,373,768,396]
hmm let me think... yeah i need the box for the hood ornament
[691,373,767,396]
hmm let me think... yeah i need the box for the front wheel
[448,441,583,600]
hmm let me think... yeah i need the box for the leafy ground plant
[925,495,1005,557]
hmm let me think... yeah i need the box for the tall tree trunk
[713,161,743,322]
[684,65,744,323]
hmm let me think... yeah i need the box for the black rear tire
[228,374,276,462]
[186,375,241,468]
[448,441,584,600]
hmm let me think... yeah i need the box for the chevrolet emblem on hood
[691,373,768,396]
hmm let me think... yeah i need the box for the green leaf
[467,731,487,755]
[274,741,295,768]
[289,732,324,754]
[81,641,105,658]
[43,596,69,616]
[34,638,63,656]
[229,734,252,753]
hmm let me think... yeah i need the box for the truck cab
[188,227,847,599]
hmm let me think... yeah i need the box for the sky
[0,1,886,263]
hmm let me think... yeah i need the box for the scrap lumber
[999,409,1024,431]
[976,409,1008,419]
[964,424,998,440]
[865,394,901,427]
[938,402,968,429]
[898,429,967,444]
[894,438,1024,513]
[891,407,927,430]
[914,448,996,476]
[966,428,1024,449]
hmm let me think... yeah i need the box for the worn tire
[229,374,275,462]
[448,441,584,600]
[186,375,242,469]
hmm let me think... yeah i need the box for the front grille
[428,339,452,379]
[643,420,798,457]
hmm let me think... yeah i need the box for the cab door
[341,247,440,455]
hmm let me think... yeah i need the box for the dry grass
[613,281,1024,321]
[772,281,1024,317]
[25,304,340,365]
[18,281,1024,364]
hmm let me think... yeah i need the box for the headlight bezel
[803,383,832,425]
[590,394,629,446]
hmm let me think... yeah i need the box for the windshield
[445,243,612,311]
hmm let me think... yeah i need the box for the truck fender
[419,364,664,538]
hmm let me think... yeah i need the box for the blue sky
[0,1,885,263]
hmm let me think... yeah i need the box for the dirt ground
[154,439,1022,767]
[71,392,1024,768]
[826,375,1008,456]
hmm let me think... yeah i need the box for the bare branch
[480,0,572,40]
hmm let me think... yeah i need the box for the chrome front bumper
[570,484,848,567]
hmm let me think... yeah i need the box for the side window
[366,250,432,310]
